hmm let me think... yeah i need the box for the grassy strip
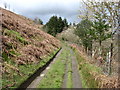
[74,48,101,88]
[38,47,69,88]
[66,51,72,88]
[2,48,60,88]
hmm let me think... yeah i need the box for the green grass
[3,29,28,44]
[38,47,70,88]
[66,51,72,88]
[2,28,62,88]
[2,48,60,88]
[74,49,102,88]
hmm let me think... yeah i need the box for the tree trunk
[105,51,111,75]
[108,42,113,75]
[90,40,92,56]
[99,40,102,56]
[85,46,87,54]
[108,29,114,75]
[99,40,102,47]
[118,34,120,77]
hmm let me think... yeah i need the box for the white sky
[0,0,82,24]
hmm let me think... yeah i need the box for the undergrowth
[2,48,61,88]
[2,28,61,88]
[3,29,29,44]
[74,48,101,88]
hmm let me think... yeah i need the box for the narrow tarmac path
[62,47,82,88]
[22,46,82,88]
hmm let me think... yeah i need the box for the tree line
[75,1,119,75]
[43,16,68,36]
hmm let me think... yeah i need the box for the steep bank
[1,8,61,88]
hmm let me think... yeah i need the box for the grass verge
[74,48,101,88]
[66,50,72,88]
[2,48,61,88]
[38,47,69,88]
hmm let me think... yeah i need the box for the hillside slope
[1,8,61,88]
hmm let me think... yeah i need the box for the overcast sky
[0,0,82,24]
